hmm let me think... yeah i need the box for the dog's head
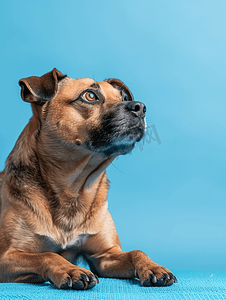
[19,68,146,157]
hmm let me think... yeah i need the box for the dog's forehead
[59,77,121,101]
[97,81,121,100]
[59,77,95,98]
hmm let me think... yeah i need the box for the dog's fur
[0,69,176,289]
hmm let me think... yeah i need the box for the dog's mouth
[85,104,146,156]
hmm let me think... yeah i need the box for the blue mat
[0,271,225,300]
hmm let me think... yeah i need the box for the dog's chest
[40,233,88,253]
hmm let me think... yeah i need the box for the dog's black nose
[126,101,146,117]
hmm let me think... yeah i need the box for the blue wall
[0,0,226,271]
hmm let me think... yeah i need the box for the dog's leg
[0,249,99,289]
[87,246,177,286]
[13,274,46,284]
[84,228,177,287]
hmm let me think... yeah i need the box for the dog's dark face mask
[86,99,146,156]
[84,79,146,156]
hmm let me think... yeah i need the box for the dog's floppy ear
[19,68,66,104]
[105,78,134,101]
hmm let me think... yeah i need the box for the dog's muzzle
[86,100,147,156]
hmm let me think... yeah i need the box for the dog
[0,68,177,289]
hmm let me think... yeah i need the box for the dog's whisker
[110,162,124,174]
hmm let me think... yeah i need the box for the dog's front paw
[137,264,177,287]
[48,265,99,290]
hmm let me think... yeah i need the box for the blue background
[0,0,225,272]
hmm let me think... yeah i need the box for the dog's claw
[86,274,99,289]
[67,276,73,288]
[80,274,89,289]
[149,273,157,283]
[60,277,73,289]
[167,278,175,286]
[164,273,171,280]
[161,272,178,286]
[81,273,89,282]
[94,274,99,284]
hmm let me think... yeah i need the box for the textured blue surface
[0,271,226,300]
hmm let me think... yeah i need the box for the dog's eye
[122,90,130,101]
[83,92,98,102]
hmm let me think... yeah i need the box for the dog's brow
[89,83,100,89]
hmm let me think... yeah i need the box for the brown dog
[0,69,177,289]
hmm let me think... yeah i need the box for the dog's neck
[36,130,116,200]
[8,117,116,206]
